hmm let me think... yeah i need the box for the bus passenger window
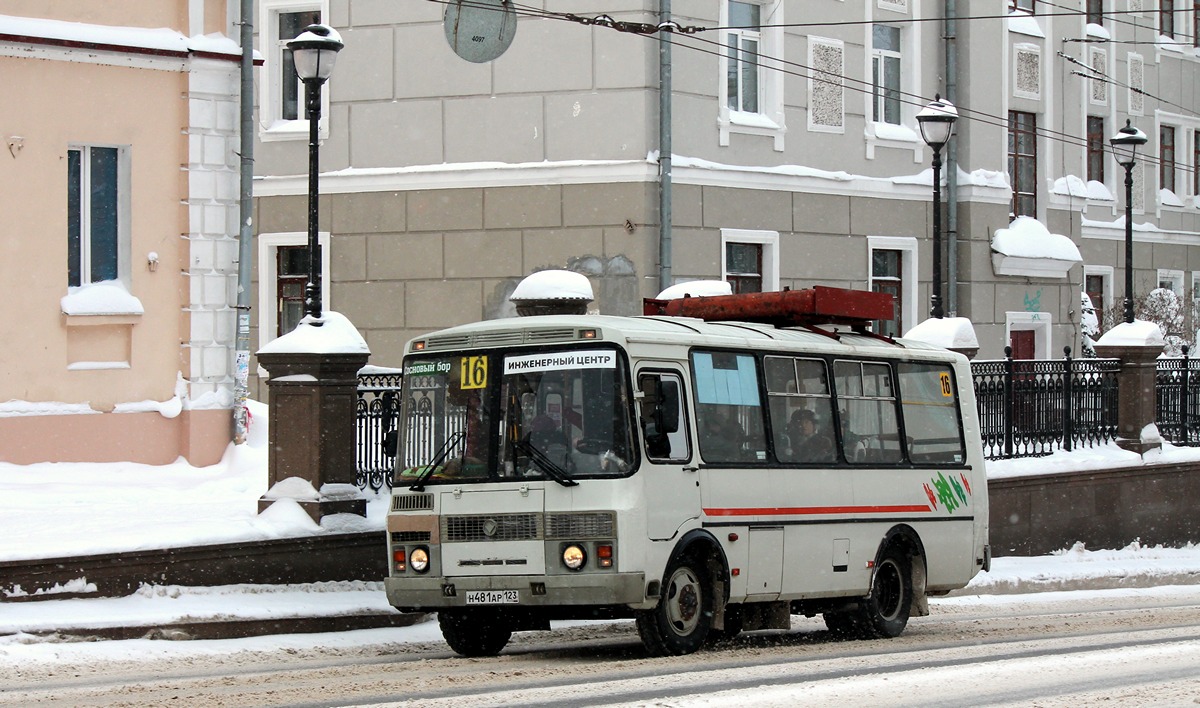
[766,356,836,464]
[691,351,767,463]
[834,360,903,464]
[898,363,966,464]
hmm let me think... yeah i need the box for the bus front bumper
[384,572,647,611]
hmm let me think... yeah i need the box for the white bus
[383,287,990,657]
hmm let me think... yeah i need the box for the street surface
[2,589,1198,707]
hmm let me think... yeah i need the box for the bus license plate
[465,590,520,605]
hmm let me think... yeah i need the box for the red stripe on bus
[703,505,932,517]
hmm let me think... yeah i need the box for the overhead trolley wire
[422,0,1182,169]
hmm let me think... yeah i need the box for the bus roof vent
[642,285,894,329]
[510,270,593,316]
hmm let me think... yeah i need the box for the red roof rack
[642,285,894,328]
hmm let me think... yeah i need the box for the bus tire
[636,555,712,656]
[856,548,912,638]
[438,609,512,657]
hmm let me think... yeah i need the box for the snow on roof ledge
[903,317,979,350]
[991,216,1082,278]
[1095,320,1166,348]
[655,280,733,300]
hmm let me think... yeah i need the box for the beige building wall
[0,1,239,465]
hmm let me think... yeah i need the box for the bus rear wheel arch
[825,531,925,640]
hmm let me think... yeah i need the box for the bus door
[636,367,699,541]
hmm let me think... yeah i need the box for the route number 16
[461,356,488,390]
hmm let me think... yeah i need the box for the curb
[4,612,429,642]
[945,570,1200,596]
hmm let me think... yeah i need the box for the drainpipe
[233,0,254,443]
[658,0,673,293]
[944,0,960,316]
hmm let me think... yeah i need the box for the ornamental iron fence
[355,371,402,493]
[970,347,1120,460]
[1154,345,1200,445]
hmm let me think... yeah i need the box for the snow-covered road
[1,586,1198,707]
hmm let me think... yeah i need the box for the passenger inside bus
[787,408,835,462]
[698,404,752,462]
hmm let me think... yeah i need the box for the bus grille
[390,530,432,543]
[546,512,616,539]
[443,513,542,542]
[392,493,434,512]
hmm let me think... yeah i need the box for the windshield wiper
[408,431,466,492]
[513,439,579,487]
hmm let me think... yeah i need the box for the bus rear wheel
[636,556,711,656]
[438,609,513,657]
[856,549,912,638]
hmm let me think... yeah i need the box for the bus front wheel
[438,609,513,657]
[856,549,912,638]
[636,556,712,656]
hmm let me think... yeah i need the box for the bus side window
[639,372,690,462]
[898,362,966,464]
[691,351,768,464]
[834,359,903,464]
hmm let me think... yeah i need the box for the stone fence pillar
[256,312,370,522]
[1094,321,1165,456]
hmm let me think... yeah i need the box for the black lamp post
[916,95,958,319]
[288,24,344,322]
[1109,119,1148,324]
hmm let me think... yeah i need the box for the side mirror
[639,374,680,435]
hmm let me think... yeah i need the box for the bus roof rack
[642,285,895,329]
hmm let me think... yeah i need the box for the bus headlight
[410,546,431,574]
[562,544,586,571]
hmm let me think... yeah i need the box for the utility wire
[424,0,1178,171]
[1058,50,1195,117]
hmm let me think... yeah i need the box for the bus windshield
[396,348,635,486]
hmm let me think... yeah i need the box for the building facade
[0,1,242,465]
[249,0,1200,382]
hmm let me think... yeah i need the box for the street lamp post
[916,95,959,320]
[1110,119,1148,325]
[287,24,344,323]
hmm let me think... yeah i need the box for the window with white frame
[67,145,128,288]
[257,232,330,353]
[1161,124,1177,194]
[721,229,779,294]
[868,236,917,337]
[1158,268,1184,295]
[725,1,761,115]
[1161,0,1175,37]
[1084,265,1114,334]
[259,0,326,140]
[1194,128,1200,196]
[871,25,902,125]
[1010,0,1036,12]
[719,0,785,149]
